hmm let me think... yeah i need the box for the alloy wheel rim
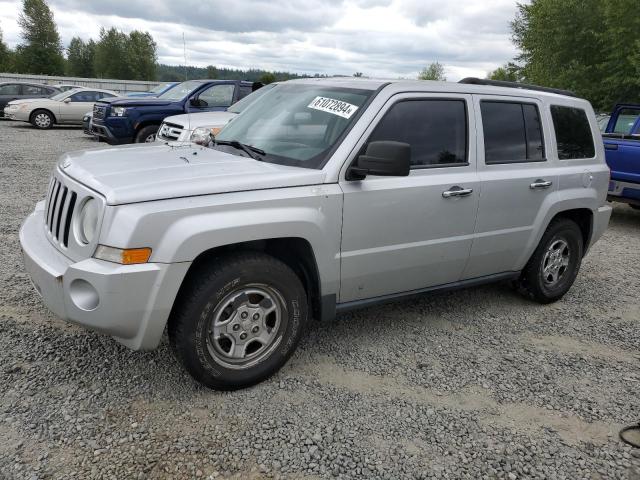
[144,134,156,143]
[542,238,570,286]
[205,285,284,369]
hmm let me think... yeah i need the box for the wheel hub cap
[206,286,282,367]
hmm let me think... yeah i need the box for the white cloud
[0,0,520,80]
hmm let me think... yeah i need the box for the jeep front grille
[44,176,78,248]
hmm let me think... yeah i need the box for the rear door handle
[604,143,619,150]
[530,179,553,190]
[442,186,473,198]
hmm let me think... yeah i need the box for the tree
[0,27,12,72]
[418,62,446,81]
[126,30,156,80]
[94,28,128,78]
[487,62,522,82]
[511,0,640,110]
[66,37,95,77]
[206,65,218,79]
[259,72,276,84]
[94,28,157,80]
[353,72,363,77]
[15,0,64,75]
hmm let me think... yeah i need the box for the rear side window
[481,101,545,164]
[550,105,595,159]
[0,84,21,95]
[367,99,468,168]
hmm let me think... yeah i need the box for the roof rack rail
[458,77,577,98]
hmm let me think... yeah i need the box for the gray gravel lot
[0,119,639,480]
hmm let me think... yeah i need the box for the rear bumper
[588,205,612,251]
[20,203,190,350]
[608,179,640,206]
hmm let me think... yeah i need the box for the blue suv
[92,80,258,144]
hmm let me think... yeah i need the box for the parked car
[156,82,275,143]
[52,84,80,93]
[91,80,259,144]
[603,103,640,209]
[126,82,179,98]
[4,87,117,129]
[0,82,60,117]
[19,78,611,390]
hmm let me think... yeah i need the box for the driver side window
[198,84,235,108]
[366,99,468,168]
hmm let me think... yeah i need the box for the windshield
[214,83,373,169]
[158,80,202,100]
[228,84,276,114]
[149,82,173,94]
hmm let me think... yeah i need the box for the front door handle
[530,179,553,190]
[442,186,474,198]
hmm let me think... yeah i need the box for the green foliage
[487,63,522,82]
[512,0,640,110]
[66,37,95,77]
[206,65,218,78]
[156,64,310,83]
[0,27,13,72]
[418,62,446,81]
[15,0,64,75]
[94,27,157,80]
[259,72,276,84]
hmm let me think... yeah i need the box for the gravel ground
[0,119,639,480]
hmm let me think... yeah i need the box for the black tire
[135,125,159,143]
[168,252,308,390]
[30,109,55,129]
[516,218,584,304]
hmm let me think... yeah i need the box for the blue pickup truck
[91,79,258,144]
[604,104,640,209]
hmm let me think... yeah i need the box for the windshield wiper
[215,139,265,160]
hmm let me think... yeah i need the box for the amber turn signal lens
[121,248,152,265]
[94,245,152,265]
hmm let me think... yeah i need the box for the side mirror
[63,97,72,103]
[189,97,207,107]
[348,141,411,179]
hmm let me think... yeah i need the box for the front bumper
[91,118,133,144]
[20,203,190,350]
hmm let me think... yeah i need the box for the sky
[0,0,521,80]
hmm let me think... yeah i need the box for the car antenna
[183,32,191,142]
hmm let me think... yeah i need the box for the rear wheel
[30,110,54,129]
[168,252,308,390]
[135,125,159,143]
[516,218,583,304]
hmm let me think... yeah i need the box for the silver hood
[58,144,326,205]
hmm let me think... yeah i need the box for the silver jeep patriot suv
[20,78,612,390]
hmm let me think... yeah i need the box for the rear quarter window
[550,105,595,159]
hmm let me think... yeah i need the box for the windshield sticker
[307,96,359,119]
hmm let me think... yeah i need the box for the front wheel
[516,218,584,304]
[30,110,54,129]
[135,125,159,143]
[168,252,308,390]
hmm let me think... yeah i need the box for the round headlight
[76,198,99,244]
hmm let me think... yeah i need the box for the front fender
[99,185,344,298]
